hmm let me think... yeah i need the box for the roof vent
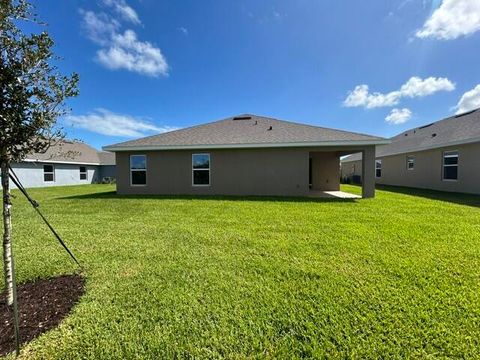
[418,123,434,129]
[455,109,477,118]
[233,116,252,120]
[267,126,273,131]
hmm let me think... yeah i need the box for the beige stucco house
[341,108,480,195]
[104,114,388,198]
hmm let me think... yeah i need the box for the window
[43,164,55,182]
[406,156,415,170]
[80,166,87,180]
[375,160,382,178]
[443,151,458,181]
[130,155,147,186]
[192,154,210,186]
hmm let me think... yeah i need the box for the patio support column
[362,146,376,198]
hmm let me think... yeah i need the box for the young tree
[1,0,79,318]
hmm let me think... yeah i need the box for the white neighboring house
[6,140,116,188]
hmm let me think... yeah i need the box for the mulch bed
[0,274,84,356]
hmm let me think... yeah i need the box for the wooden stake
[2,160,21,355]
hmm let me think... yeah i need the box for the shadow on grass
[57,191,359,204]
[377,185,480,208]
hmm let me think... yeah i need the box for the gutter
[103,139,391,152]
[340,137,480,160]
[379,137,480,158]
[22,159,102,166]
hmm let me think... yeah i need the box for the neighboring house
[341,108,480,195]
[98,151,117,180]
[104,114,388,198]
[340,153,363,184]
[7,140,116,188]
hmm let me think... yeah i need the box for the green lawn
[2,184,480,359]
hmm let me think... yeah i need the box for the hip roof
[104,114,388,151]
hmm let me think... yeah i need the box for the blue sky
[31,0,480,149]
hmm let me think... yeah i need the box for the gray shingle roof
[104,114,387,151]
[24,141,116,165]
[341,108,480,162]
[98,151,116,165]
[341,152,363,163]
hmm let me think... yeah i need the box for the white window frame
[406,155,415,171]
[43,164,55,183]
[130,155,147,186]
[80,166,88,180]
[442,150,458,182]
[375,159,382,178]
[192,153,210,187]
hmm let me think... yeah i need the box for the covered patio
[308,145,377,199]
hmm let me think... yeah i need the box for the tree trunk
[1,160,14,306]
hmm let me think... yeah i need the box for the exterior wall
[376,142,480,195]
[99,165,116,180]
[116,148,310,196]
[9,162,100,188]
[115,145,378,197]
[310,152,340,191]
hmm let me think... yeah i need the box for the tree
[0,0,79,351]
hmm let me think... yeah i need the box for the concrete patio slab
[308,190,361,199]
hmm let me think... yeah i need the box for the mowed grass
[2,184,480,359]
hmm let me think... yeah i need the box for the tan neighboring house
[6,140,116,188]
[341,108,480,195]
[103,114,388,198]
[340,154,363,185]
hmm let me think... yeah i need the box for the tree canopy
[0,0,79,162]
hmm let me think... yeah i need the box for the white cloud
[455,84,480,114]
[344,76,455,109]
[416,0,480,40]
[103,0,141,25]
[400,76,455,97]
[80,2,168,77]
[97,30,168,77]
[178,27,188,35]
[80,10,119,45]
[65,109,178,137]
[385,108,412,124]
[343,85,401,109]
